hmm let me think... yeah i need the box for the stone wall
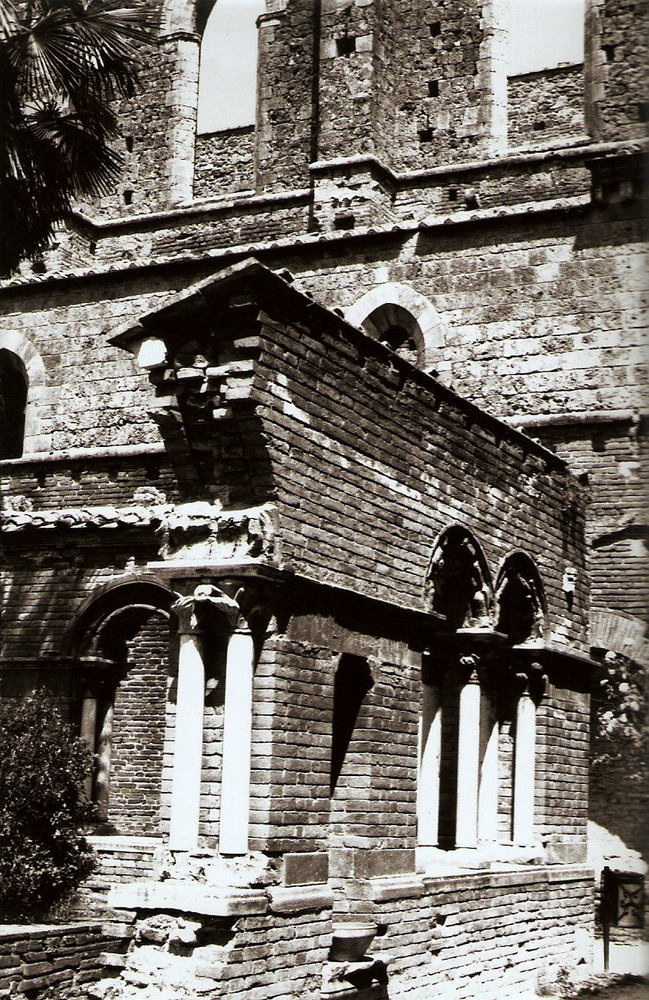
[508,65,585,149]
[194,128,255,201]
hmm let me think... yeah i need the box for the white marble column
[478,692,499,843]
[169,608,205,851]
[219,622,256,855]
[513,689,536,846]
[418,681,442,846]
[455,670,481,848]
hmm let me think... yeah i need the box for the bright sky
[197,0,265,133]
[197,0,586,134]
[509,0,585,73]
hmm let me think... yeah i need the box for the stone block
[282,852,329,886]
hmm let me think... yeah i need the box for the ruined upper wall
[55,0,647,222]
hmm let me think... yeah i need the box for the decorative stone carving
[172,584,241,632]
[426,529,492,629]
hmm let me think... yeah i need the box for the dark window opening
[380,324,418,366]
[0,350,28,460]
[419,128,434,143]
[330,654,373,796]
[336,36,357,57]
[602,44,615,61]
[429,22,441,36]
[637,103,649,123]
[428,80,439,97]
[448,187,458,202]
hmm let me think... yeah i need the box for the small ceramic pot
[330,921,378,962]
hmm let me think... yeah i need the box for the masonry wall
[249,302,588,645]
[194,128,255,201]
[536,686,590,858]
[529,419,648,623]
[508,65,585,149]
[0,923,122,999]
[108,613,169,837]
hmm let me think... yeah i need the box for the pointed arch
[345,283,448,374]
[495,551,547,643]
[425,525,493,628]
[197,0,265,134]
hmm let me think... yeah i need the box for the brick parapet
[0,923,125,999]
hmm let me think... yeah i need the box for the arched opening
[495,553,546,644]
[197,0,265,134]
[68,582,174,836]
[425,526,493,629]
[345,283,447,374]
[0,350,28,459]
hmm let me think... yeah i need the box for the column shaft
[169,631,205,851]
[513,692,536,846]
[80,695,98,803]
[219,629,255,855]
[478,693,499,843]
[418,683,442,846]
[455,677,481,848]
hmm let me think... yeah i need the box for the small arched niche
[0,350,28,459]
[345,283,447,374]
[495,552,546,644]
[425,526,493,629]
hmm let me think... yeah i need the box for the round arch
[0,331,50,456]
[494,551,547,643]
[344,282,448,374]
[425,525,493,628]
[62,576,174,659]
[63,575,175,834]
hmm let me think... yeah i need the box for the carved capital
[459,653,481,685]
[172,583,241,633]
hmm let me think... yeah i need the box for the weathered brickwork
[0,924,124,999]
[108,614,169,836]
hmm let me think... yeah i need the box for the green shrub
[0,689,96,922]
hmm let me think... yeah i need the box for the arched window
[0,349,28,459]
[425,526,493,629]
[345,283,447,375]
[495,552,546,644]
[197,0,265,134]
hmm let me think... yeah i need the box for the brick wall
[245,296,588,645]
[528,420,648,624]
[508,65,585,149]
[108,612,169,836]
[536,686,590,856]
[370,868,593,999]
[0,923,120,999]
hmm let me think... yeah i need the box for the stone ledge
[268,885,334,914]
[368,875,426,902]
[108,881,269,917]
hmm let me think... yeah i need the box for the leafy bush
[0,689,96,922]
